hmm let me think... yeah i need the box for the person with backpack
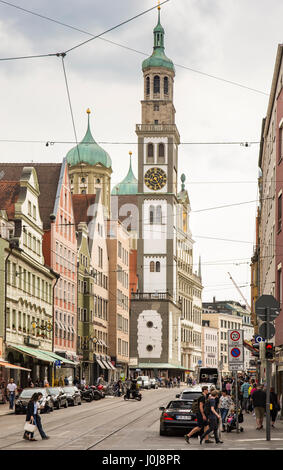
[184,386,211,444]
[199,390,223,444]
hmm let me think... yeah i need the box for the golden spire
[86,108,91,114]
[158,0,161,10]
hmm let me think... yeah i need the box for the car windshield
[167,401,192,410]
[20,388,46,398]
[180,392,202,400]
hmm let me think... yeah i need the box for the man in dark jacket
[251,384,266,430]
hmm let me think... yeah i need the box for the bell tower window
[154,75,160,94]
[164,76,169,95]
[146,76,150,95]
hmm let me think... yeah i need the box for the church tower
[130,5,183,375]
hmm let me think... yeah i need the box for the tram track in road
[0,388,178,450]
[0,398,131,450]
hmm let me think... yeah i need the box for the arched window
[146,76,150,95]
[164,76,169,95]
[149,206,155,224]
[147,143,154,162]
[154,75,160,93]
[156,262,160,272]
[150,261,155,272]
[158,143,165,162]
[156,206,162,224]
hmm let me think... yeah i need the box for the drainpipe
[4,244,13,347]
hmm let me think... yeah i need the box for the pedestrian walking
[199,390,223,444]
[7,378,17,410]
[64,376,69,386]
[270,388,281,428]
[184,386,211,444]
[73,376,80,386]
[23,392,49,441]
[251,384,266,430]
[177,376,181,388]
[80,376,86,387]
[219,390,233,431]
[241,378,251,413]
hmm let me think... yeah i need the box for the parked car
[15,388,55,414]
[63,386,82,406]
[47,387,68,409]
[136,376,151,390]
[149,378,159,389]
[159,399,198,436]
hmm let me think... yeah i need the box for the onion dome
[111,152,138,195]
[142,7,174,72]
[66,109,112,168]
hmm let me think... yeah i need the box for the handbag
[24,421,36,433]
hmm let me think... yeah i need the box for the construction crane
[227,272,251,313]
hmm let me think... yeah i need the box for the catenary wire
[0,0,268,96]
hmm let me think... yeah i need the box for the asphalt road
[0,387,282,450]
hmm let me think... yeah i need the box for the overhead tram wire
[0,0,268,97]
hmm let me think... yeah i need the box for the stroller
[226,407,244,432]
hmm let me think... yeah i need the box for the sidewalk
[0,403,15,417]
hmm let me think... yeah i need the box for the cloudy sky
[0,0,282,304]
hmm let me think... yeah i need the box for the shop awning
[107,360,116,370]
[101,360,111,370]
[0,360,31,372]
[8,344,76,365]
[129,363,188,370]
[96,359,106,369]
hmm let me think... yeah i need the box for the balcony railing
[136,124,180,142]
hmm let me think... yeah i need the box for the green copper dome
[111,154,138,195]
[66,111,112,168]
[142,9,174,72]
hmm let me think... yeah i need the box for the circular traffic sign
[230,330,241,342]
[231,347,241,358]
[259,323,275,340]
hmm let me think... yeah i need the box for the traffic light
[252,343,260,357]
[265,342,274,359]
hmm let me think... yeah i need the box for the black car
[159,400,199,436]
[15,388,55,414]
[176,388,202,401]
[47,387,68,409]
[63,386,82,406]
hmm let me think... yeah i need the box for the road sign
[255,295,280,321]
[229,364,244,371]
[228,330,244,347]
[254,335,266,343]
[228,345,244,369]
[259,323,276,340]
[55,360,61,367]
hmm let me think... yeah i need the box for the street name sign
[228,329,244,347]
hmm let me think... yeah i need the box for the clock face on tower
[144,167,167,191]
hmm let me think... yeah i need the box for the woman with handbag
[23,393,39,441]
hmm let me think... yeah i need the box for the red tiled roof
[0,182,21,219]
[72,194,96,226]
[0,163,62,230]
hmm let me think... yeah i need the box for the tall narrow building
[130,7,184,377]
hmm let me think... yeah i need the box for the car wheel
[78,400,82,405]
[160,428,168,436]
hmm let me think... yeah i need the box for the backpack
[191,398,199,414]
